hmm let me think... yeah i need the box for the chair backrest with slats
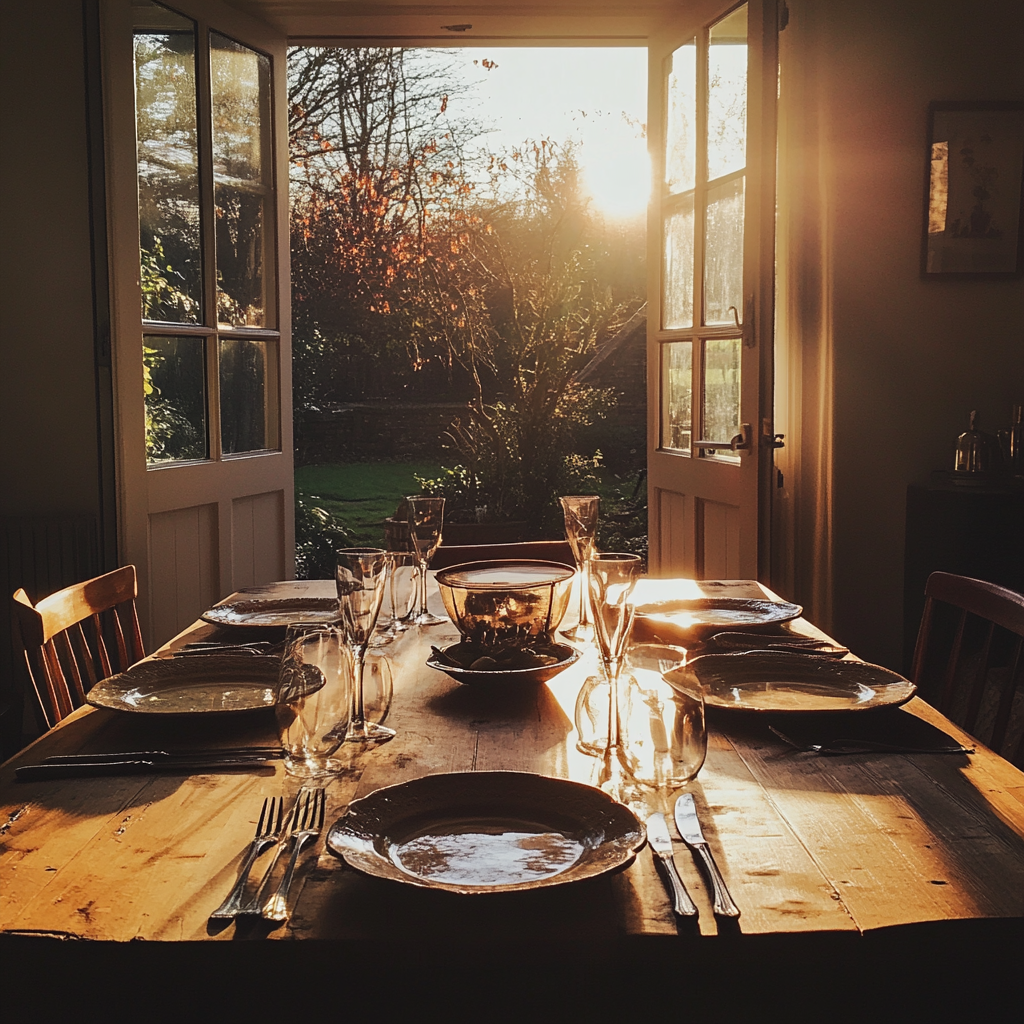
[13,566,145,730]
[431,540,576,570]
[911,572,1024,767]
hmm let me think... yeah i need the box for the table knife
[15,755,277,781]
[38,747,284,765]
[674,793,740,918]
[645,812,698,917]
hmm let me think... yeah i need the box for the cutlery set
[647,794,740,921]
[210,788,326,923]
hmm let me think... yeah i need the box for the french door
[646,0,778,580]
[103,0,293,646]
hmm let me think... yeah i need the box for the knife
[674,793,740,918]
[38,747,284,765]
[15,754,279,781]
[645,812,698,917]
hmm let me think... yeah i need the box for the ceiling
[225,0,687,42]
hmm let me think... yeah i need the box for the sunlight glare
[435,47,649,219]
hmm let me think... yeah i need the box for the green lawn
[295,462,439,546]
[296,460,647,559]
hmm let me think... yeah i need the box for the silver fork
[261,788,327,923]
[209,796,284,920]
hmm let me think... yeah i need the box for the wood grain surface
[2,578,1023,947]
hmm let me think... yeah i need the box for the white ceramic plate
[202,595,340,628]
[326,771,645,894]
[633,597,802,644]
[87,656,279,714]
[672,652,916,713]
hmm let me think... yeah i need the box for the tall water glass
[369,552,418,646]
[559,496,599,643]
[407,495,446,626]
[275,624,352,777]
[587,552,643,802]
[625,644,705,788]
[336,547,394,743]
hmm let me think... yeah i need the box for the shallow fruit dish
[426,640,579,686]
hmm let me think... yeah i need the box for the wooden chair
[13,566,145,730]
[910,571,1024,767]
[431,540,575,570]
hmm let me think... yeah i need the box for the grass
[295,462,439,546]
[295,460,647,559]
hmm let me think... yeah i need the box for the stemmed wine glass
[369,551,418,646]
[336,547,395,744]
[559,496,599,642]
[587,552,643,803]
[406,495,446,626]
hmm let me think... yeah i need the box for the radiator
[1,515,99,754]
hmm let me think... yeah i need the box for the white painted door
[103,0,293,646]
[646,0,778,580]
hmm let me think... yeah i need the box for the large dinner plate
[672,652,916,713]
[326,771,645,894]
[202,594,340,627]
[86,655,279,714]
[633,597,803,644]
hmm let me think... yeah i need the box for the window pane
[220,338,272,453]
[145,336,207,463]
[702,337,740,463]
[211,33,271,328]
[665,40,697,193]
[661,342,693,451]
[133,2,202,323]
[663,196,695,329]
[704,176,745,326]
[707,5,748,181]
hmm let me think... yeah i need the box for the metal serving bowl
[434,560,576,644]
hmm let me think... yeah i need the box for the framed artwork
[923,102,1024,277]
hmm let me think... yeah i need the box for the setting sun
[435,47,650,219]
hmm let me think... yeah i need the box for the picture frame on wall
[923,101,1024,277]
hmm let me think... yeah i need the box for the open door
[647,0,778,580]
[102,0,293,647]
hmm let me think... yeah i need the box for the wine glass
[559,496,599,642]
[587,552,643,802]
[275,623,352,777]
[406,495,446,626]
[369,551,418,646]
[336,547,394,743]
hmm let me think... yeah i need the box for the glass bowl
[434,560,576,645]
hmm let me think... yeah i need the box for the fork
[209,796,284,920]
[261,788,327,923]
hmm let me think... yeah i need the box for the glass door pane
[144,335,208,463]
[133,2,202,323]
[661,341,693,451]
[220,338,274,453]
[702,336,741,463]
[707,6,748,181]
[704,176,745,325]
[211,33,272,328]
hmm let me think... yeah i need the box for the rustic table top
[3,577,1023,953]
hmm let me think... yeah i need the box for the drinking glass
[406,495,446,626]
[369,552,418,646]
[623,644,705,787]
[587,552,644,802]
[336,547,394,743]
[275,623,352,777]
[559,496,599,642]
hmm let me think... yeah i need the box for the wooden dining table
[2,577,1022,1021]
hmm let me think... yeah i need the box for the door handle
[694,423,753,453]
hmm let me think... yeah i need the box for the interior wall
[0,0,103,523]
[782,0,1024,669]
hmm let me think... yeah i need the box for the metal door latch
[694,423,753,453]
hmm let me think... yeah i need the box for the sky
[420,47,650,220]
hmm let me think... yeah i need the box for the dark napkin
[767,708,972,755]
